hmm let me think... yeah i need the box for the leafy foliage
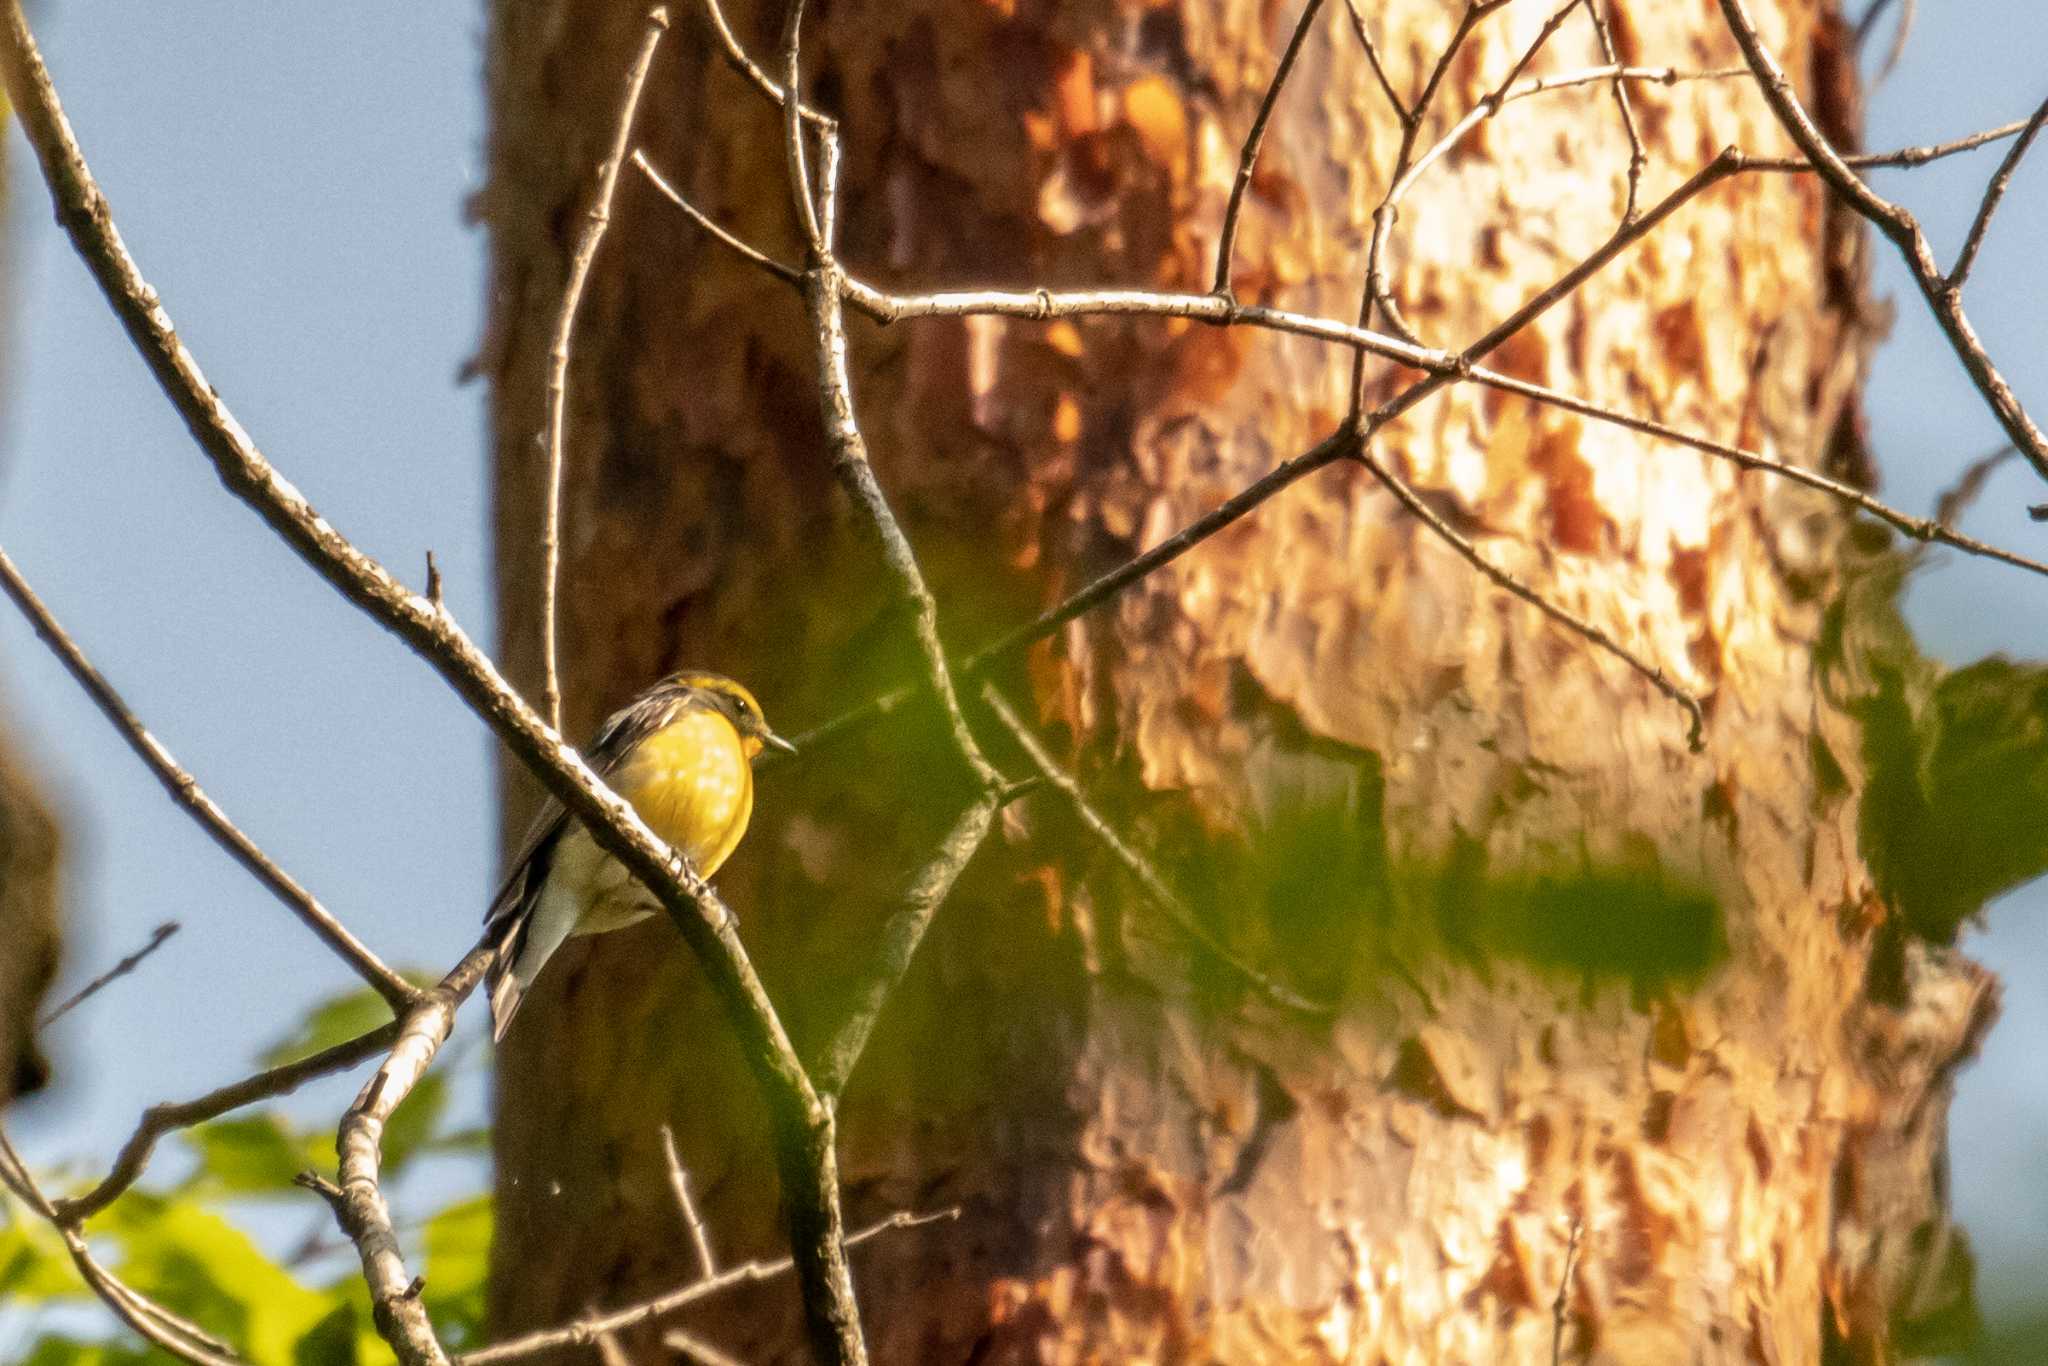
[3,983,490,1365]
[1820,526,2048,943]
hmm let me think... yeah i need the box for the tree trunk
[482,0,1989,1359]
[0,725,59,1107]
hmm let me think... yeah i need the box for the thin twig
[456,1209,958,1366]
[1351,0,1512,397]
[56,1023,400,1222]
[635,152,801,284]
[810,791,1000,1097]
[661,1125,718,1280]
[1214,0,1327,298]
[803,275,1000,793]
[1360,447,1704,748]
[37,920,179,1028]
[542,7,669,732]
[1384,65,1747,212]
[663,1331,749,1366]
[778,0,823,253]
[1932,443,2017,533]
[0,542,416,1008]
[0,1125,250,1366]
[1338,0,1407,121]
[695,0,832,131]
[980,684,1330,1014]
[1552,1216,1582,1365]
[1579,1,1646,222]
[1949,92,2048,289]
[1717,0,2048,483]
[1853,0,1915,85]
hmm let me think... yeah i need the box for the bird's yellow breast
[612,707,755,878]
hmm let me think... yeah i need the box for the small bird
[485,670,795,1042]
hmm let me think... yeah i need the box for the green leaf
[183,1114,317,1196]
[0,1198,88,1301]
[420,1193,492,1347]
[99,1193,336,1364]
[19,1335,156,1366]
[1870,658,2048,941]
[256,976,431,1069]
[292,1300,361,1366]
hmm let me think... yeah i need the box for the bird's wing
[482,689,683,946]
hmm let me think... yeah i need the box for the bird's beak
[762,730,799,757]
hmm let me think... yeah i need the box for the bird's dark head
[668,671,797,758]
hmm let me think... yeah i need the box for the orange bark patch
[1528,422,1608,555]
[1122,76,1188,178]
[1165,323,1248,408]
[1053,49,1097,137]
[1608,1148,1675,1287]
[1652,299,1705,377]
[1468,1217,1538,1311]
[1670,545,1709,618]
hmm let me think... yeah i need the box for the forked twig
[455,1209,958,1365]
[1214,0,1328,297]
[1718,0,2048,483]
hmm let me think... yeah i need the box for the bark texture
[484,0,1987,1359]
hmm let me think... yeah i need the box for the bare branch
[1932,444,2018,533]
[662,1125,719,1280]
[663,1331,749,1366]
[56,1023,399,1223]
[456,1209,958,1366]
[37,920,179,1028]
[1350,0,1513,376]
[634,151,802,284]
[802,267,1001,794]
[1338,0,1407,121]
[811,792,1001,1097]
[1853,0,1916,85]
[542,7,669,731]
[778,0,823,253]
[1950,93,2048,289]
[1214,0,1327,298]
[1551,1216,1582,1366]
[696,0,832,131]
[0,1125,250,1366]
[1385,65,1747,216]
[316,942,496,1366]
[1580,1,1647,221]
[0,542,417,1009]
[793,127,2048,761]
[1717,0,2048,483]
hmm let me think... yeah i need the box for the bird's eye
[733,697,752,716]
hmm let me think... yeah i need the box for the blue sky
[3,0,2045,1333]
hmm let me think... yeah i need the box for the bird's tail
[484,907,532,1044]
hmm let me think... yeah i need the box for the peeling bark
[485,1,1984,1359]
